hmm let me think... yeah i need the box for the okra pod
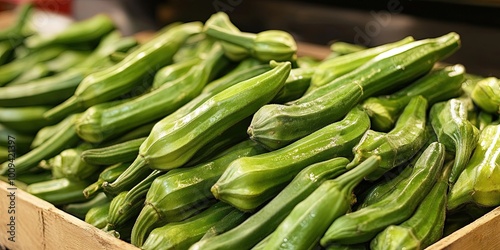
[430,98,480,183]
[85,201,111,229]
[81,137,146,165]
[142,202,236,250]
[25,14,115,49]
[75,43,229,143]
[0,114,81,175]
[26,178,91,206]
[191,157,350,250]
[263,156,381,250]
[204,12,297,62]
[64,192,110,219]
[320,142,445,245]
[44,22,202,120]
[0,106,54,134]
[83,162,130,198]
[448,124,500,209]
[471,77,500,114]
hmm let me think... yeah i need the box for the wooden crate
[1,180,499,250]
[0,181,138,250]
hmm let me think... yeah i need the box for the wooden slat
[0,181,138,250]
[427,206,500,250]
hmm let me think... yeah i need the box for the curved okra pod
[44,22,202,120]
[83,162,130,198]
[26,178,92,206]
[262,156,381,250]
[347,96,428,180]
[141,202,236,250]
[370,160,453,250]
[362,64,465,131]
[430,98,480,183]
[212,107,369,211]
[320,142,445,246]
[85,201,112,229]
[448,124,500,209]
[272,67,315,104]
[190,157,350,250]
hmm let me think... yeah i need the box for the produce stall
[0,1,499,249]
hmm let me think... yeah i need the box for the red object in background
[0,0,72,15]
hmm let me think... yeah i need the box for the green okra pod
[430,98,480,183]
[263,156,381,250]
[0,46,65,87]
[212,107,369,211]
[308,36,414,92]
[0,106,54,134]
[204,12,297,62]
[272,67,315,104]
[85,201,111,229]
[347,96,428,180]
[0,31,138,107]
[104,61,290,195]
[151,57,201,89]
[25,14,115,49]
[362,64,465,131]
[64,192,110,219]
[44,22,202,120]
[26,178,91,206]
[142,202,236,250]
[131,140,267,246]
[190,157,350,250]
[0,3,33,42]
[199,209,249,241]
[471,77,500,114]
[43,143,99,181]
[448,124,500,209]
[320,142,445,246]
[75,43,230,143]
[0,124,33,155]
[6,63,51,86]
[0,114,81,175]
[370,160,453,250]
[249,33,460,149]
[81,137,146,165]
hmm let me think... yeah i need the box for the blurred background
[1,0,499,76]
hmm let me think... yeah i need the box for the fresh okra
[131,140,267,246]
[191,157,349,250]
[263,156,381,250]
[448,124,500,209]
[44,22,202,120]
[362,64,465,131]
[142,202,236,250]
[471,77,500,114]
[370,160,452,250]
[83,162,130,198]
[430,98,480,183]
[320,142,445,246]
[204,12,297,62]
[26,178,91,206]
[81,137,146,165]
[0,114,81,175]
[347,96,428,180]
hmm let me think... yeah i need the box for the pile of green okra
[1,4,499,250]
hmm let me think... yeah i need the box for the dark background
[73,0,500,77]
